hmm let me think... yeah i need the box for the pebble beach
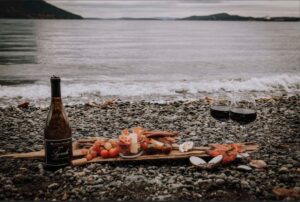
[0,95,299,201]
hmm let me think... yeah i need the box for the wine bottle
[44,76,72,170]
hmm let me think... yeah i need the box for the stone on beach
[0,95,299,201]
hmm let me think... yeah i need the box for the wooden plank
[0,142,81,159]
[0,138,259,166]
[72,143,259,166]
[0,149,85,159]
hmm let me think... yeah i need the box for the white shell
[237,153,250,159]
[208,155,223,165]
[189,156,207,166]
[249,160,267,169]
[237,165,252,171]
[179,141,194,153]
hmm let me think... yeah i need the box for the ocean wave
[0,74,299,99]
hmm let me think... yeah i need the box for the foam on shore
[0,74,299,101]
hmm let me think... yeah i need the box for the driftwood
[85,99,116,109]
[0,137,259,167]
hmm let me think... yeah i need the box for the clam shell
[249,160,267,169]
[189,156,207,166]
[237,153,250,159]
[179,141,194,152]
[208,155,223,165]
[237,165,252,171]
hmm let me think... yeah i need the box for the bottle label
[44,138,72,166]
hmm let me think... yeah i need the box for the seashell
[208,155,223,165]
[179,141,194,152]
[189,156,206,166]
[237,165,252,171]
[249,160,267,169]
[237,153,250,159]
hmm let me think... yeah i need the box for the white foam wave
[0,74,299,99]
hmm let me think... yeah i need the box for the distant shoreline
[0,11,299,21]
[85,13,299,22]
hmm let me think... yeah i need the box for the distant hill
[87,13,299,21]
[181,13,299,22]
[0,0,83,19]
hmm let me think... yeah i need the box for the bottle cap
[51,75,61,82]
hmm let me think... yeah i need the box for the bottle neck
[51,81,61,98]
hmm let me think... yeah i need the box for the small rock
[5,144,15,150]
[237,165,252,172]
[38,163,44,175]
[241,180,250,189]
[279,167,289,173]
[18,101,29,109]
[216,179,225,185]
[74,172,86,177]
[124,175,147,187]
[48,183,59,189]
[109,180,122,187]
[156,194,172,201]
[62,192,68,200]
[249,160,267,169]
[4,185,13,190]
[294,187,300,193]
[285,164,293,169]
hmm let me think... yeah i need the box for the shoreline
[0,91,298,108]
[0,95,299,200]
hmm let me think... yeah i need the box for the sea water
[0,20,299,105]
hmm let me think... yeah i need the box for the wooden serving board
[72,142,259,166]
[0,142,83,159]
[0,138,259,167]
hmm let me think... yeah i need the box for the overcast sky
[47,0,300,18]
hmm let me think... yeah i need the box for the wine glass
[209,91,231,135]
[230,92,257,142]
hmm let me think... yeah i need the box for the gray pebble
[279,166,289,173]
[48,183,60,189]
[237,165,252,172]
[216,179,225,185]
[240,180,250,189]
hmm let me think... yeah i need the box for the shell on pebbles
[237,165,252,171]
[249,160,267,169]
[208,155,223,165]
[189,156,206,166]
[179,141,194,153]
[190,155,223,169]
[237,153,250,159]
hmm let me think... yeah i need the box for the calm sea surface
[0,20,299,104]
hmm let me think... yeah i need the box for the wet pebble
[48,183,59,189]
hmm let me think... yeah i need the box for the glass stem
[240,125,247,143]
[221,122,226,134]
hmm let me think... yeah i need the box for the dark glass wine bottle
[44,76,72,171]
